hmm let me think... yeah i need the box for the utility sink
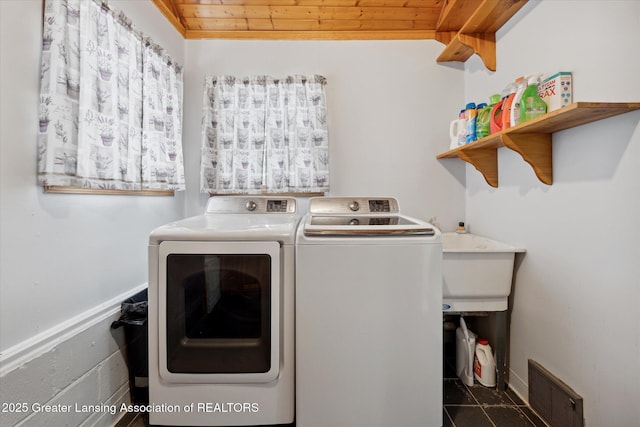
[442,232,525,312]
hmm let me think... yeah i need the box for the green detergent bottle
[520,73,547,123]
[476,94,500,139]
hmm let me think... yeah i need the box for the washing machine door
[158,241,280,383]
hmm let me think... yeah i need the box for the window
[37,0,184,193]
[199,75,329,194]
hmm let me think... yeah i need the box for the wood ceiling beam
[184,29,437,40]
[435,0,483,31]
[177,5,441,21]
[184,17,435,31]
[174,1,438,6]
[152,0,188,36]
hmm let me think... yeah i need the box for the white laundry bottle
[474,339,497,387]
[449,110,466,149]
[455,317,477,387]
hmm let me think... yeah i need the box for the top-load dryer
[148,197,297,426]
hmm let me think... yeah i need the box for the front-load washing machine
[295,197,442,427]
[148,197,297,426]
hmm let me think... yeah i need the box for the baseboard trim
[0,283,147,376]
[508,366,530,405]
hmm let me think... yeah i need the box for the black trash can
[111,289,148,404]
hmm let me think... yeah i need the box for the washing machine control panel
[266,199,290,212]
[368,199,391,213]
[205,197,296,214]
[309,197,399,215]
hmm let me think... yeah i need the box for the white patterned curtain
[37,0,184,191]
[141,43,185,190]
[200,75,329,194]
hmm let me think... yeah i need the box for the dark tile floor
[442,342,548,427]
[117,411,147,427]
[117,346,549,427]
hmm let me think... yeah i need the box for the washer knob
[348,201,360,212]
[246,200,257,211]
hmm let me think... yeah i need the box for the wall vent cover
[528,359,584,427]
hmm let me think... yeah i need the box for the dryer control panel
[266,199,290,213]
[206,197,297,214]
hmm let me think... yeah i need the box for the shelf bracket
[501,133,553,185]
[457,147,498,188]
[458,33,496,71]
[434,0,528,71]
[434,31,457,46]
[435,32,496,71]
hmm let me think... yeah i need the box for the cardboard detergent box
[537,72,572,112]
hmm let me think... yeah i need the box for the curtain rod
[208,75,328,85]
[92,0,182,73]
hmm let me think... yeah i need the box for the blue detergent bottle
[464,103,477,144]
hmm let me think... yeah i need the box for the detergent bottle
[520,73,547,123]
[455,317,477,387]
[449,109,467,149]
[449,110,466,149]
[464,103,477,144]
[477,94,500,138]
[475,102,491,140]
[509,76,529,127]
[474,339,496,387]
[501,79,520,130]
[490,86,511,134]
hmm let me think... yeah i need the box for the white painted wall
[0,0,185,423]
[0,0,184,353]
[464,1,640,425]
[183,39,466,224]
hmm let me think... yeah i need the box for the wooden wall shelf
[435,0,529,71]
[436,102,640,187]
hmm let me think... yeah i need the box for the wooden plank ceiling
[151,0,459,40]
